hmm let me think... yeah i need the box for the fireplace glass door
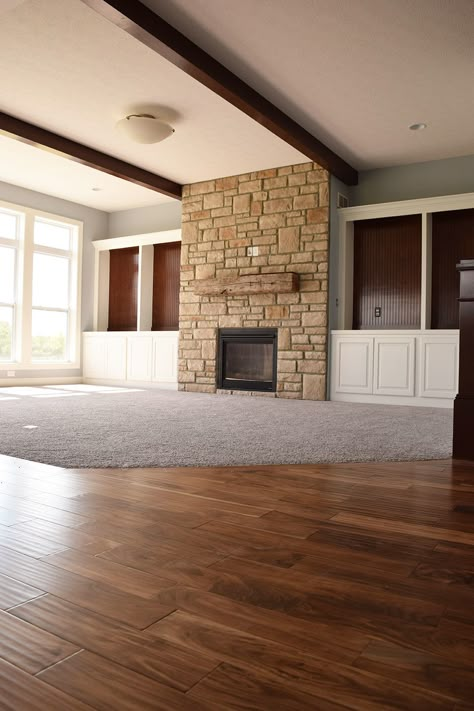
[218,328,277,392]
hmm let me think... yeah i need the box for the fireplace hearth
[217,328,278,392]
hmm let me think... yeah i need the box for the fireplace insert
[217,328,277,392]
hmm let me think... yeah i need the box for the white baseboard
[82,378,178,390]
[0,376,82,387]
[330,392,454,408]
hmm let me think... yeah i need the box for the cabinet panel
[373,338,415,396]
[127,337,152,381]
[153,335,178,383]
[83,338,107,379]
[105,337,127,380]
[421,338,458,398]
[334,338,373,393]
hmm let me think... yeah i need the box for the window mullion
[20,212,34,365]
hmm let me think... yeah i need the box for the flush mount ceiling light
[115,113,175,144]
[409,123,428,131]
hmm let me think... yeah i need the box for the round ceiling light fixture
[115,113,175,144]
[409,122,428,131]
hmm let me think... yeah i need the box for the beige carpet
[0,384,452,468]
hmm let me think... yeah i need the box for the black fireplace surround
[217,328,278,392]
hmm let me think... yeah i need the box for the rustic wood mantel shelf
[193,272,299,296]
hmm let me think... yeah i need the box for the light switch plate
[247,246,259,256]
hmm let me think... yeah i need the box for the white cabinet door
[420,337,458,398]
[105,337,127,380]
[152,334,178,383]
[333,337,373,393]
[83,337,107,379]
[373,337,415,396]
[127,337,153,381]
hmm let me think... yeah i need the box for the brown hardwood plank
[0,506,32,526]
[0,572,45,610]
[0,545,174,628]
[213,509,320,538]
[0,608,78,673]
[38,649,211,710]
[208,556,444,638]
[354,638,474,704]
[332,512,474,546]
[0,493,90,527]
[14,517,119,552]
[12,594,217,691]
[0,522,69,558]
[189,659,455,711]
[189,661,349,711]
[152,585,367,660]
[0,656,94,710]
[99,540,226,571]
[151,610,458,710]
[43,548,174,599]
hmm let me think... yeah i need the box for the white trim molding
[92,229,181,252]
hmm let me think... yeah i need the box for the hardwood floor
[0,454,473,710]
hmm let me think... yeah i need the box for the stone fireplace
[179,161,329,400]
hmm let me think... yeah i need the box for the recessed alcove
[82,229,181,388]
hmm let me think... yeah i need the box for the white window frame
[0,199,83,370]
[0,206,23,363]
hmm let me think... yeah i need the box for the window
[0,202,82,368]
[0,208,20,362]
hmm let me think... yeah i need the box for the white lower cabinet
[419,336,459,399]
[83,331,179,388]
[127,336,153,382]
[373,337,415,397]
[153,335,178,383]
[331,330,458,407]
[333,337,373,394]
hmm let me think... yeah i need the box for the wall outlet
[247,246,259,257]
[374,307,382,318]
[7,370,15,377]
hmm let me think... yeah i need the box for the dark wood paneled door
[431,208,474,329]
[152,241,181,330]
[108,247,139,331]
[352,215,422,329]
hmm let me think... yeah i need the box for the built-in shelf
[92,229,181,332]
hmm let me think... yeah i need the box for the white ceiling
[0,134,172,211]
[147,0,474,170]
[0,0,306,209]
[0,0,473,212]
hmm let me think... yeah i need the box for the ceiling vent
[337,193,349,208]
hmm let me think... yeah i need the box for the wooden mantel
[193,272,299,296]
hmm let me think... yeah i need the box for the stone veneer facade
[179,161,329,399]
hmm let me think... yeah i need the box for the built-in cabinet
[331,331,458,407]
[331,193,474,407]
[83,331,178,387]
[83,229,181,388]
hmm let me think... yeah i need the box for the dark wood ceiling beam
[80,0,358,185]
[0,111,182,200]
